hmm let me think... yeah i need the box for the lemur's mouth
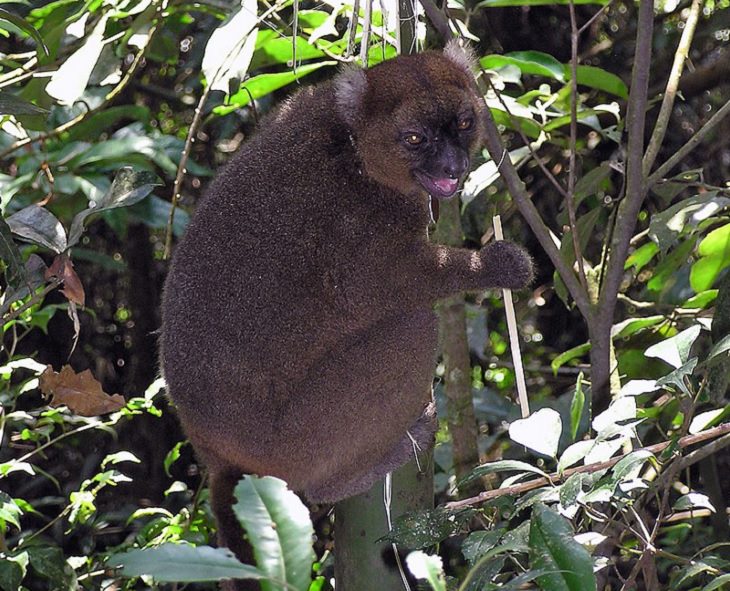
[414,171,460,199]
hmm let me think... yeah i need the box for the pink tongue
[434,178,458,194]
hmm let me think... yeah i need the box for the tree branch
[642,0,703,176]
[444,421,730,510]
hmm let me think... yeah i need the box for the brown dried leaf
[39,365,125,416]
[45,254,85,306]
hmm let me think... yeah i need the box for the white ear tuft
[443,39,478,77]
[334,65,368,127]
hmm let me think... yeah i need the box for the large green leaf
[648,192,730,252]
[6,205,67,253]
[233,476,315,591]
[461,459,550,486]
[215,61,337,115]
[67,168,161,247]
[528,504,596,591]
[573,66,627,98]
[482,51,565,81]
[107,543,265,582]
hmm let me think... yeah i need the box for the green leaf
[164,441,186,476]
[107,543,265,582]
[551,343,590,374]
[27,546,76,588]
[656,357,698,396]
[610,450,654,483]
[461,459,550,485]
[0,551,28,591]
[0,8,48,55]
[68,167,161,246]
[691,255,730,292]
[610,316,664,339]
[674,492,715,512]
[558,473,583,510]
[462,530,505,564]
[569,373,585,441]
[383,508,475,548]
[528,504,597,591]
[232,475,315,591]
[201,0,258,93]
[648,193,730,252]
[625,241,658,271]
[216,61,336,115]
[707,334,730,363]
[6,205,67,253]
[405,551,446,591]
[250,35,325,69]
[680,290,718,309]
[572,65,628,99]
[702,573,730,590]
[0,91,49,116]
[481,51,565,81]
[645,325,702,369]
[0,216,26,287]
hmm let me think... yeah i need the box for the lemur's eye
[457,117,473,131]
[404,133,425,146]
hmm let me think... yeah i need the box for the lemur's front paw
[479,241,534,289]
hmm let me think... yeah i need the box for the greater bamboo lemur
[161,40,533,587]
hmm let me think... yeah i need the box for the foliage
[0,0,729,589]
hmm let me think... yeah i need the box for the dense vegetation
[0,0,728,589]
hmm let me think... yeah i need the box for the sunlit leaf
[509,408,562,458]
[645,325,702,368]
[406,551,446,591]
[46,13,110,104]
[201,0,258,93]
[232,476,315,591]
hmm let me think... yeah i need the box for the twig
[567,0,589,293]
[642,0,703,176]
[647,98,730,187]
[493,215,529,418]
[164,87,211,259]
[479,102,593,322]
[360,0,372,65]
[444,422,730,510]
[417,0,452,43]
[2,278,61,324]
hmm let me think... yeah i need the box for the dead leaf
[39,365,125,416]
[45,254,85,306]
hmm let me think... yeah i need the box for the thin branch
[567,0,589,293]
[642,0,704,176]
[444,421,730,510]
[647,98,730,187]
[417,0,452,43]
[479,103,593,321]
[596,0,654,324]
[2,278,61,325]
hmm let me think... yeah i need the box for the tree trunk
[334,459,433,589]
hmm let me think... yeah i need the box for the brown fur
[160,42,532,588]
